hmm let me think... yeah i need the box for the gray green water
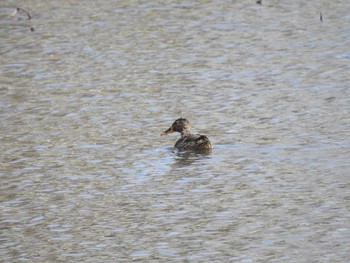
[1,1,349,262]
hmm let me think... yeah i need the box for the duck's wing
[183,134,212,150]
[184,134,201,142]
[175,135,200,149]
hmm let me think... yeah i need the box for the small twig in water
[11,7,32,20]
[320,12,323,22]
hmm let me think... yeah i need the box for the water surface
[1,1,349,262]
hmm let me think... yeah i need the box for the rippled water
[1,1,349,262]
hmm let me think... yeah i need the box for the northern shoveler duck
[161,118,212,151]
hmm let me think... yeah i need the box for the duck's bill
[161,127,173,136]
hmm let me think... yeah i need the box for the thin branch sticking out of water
[320,12,323,22]
[11,7,32,20]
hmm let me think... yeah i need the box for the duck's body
[161,118,212,151]
[174,134,212,150]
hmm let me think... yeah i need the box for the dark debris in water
[324,96,336,102]
[11,7,32,20]
[10,7,35,32]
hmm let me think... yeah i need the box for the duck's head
[161,118,191,135]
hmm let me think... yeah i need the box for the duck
[161,118,212,151]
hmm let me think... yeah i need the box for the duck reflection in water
[173,149,212,167]
[161,118,212,152]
